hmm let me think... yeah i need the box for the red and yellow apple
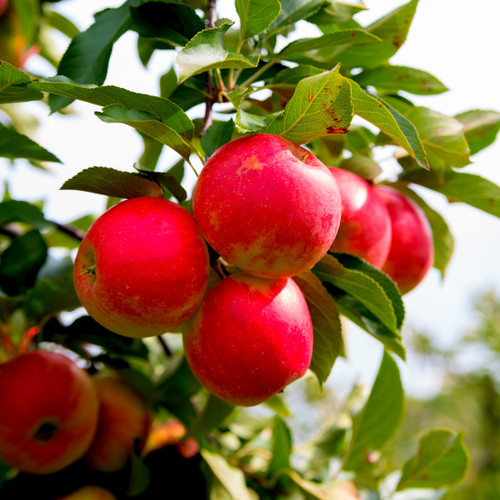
[374,185,434,294]
[58,486,117,500]
[329,167,392,268]
[73,196,210,338]
[0,350,99,474]
[193,133,341,279]
[84,373,152,472]
[143,419,199,459]
[183,272,314,406]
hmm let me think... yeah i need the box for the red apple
[329,167,392,268]
[73,196,210,338]
[193,133,341,279]
[373,185,434,294]
[84,373,152,472]
[0,351,99,474]
[183,272,314,406]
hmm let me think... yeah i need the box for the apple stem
[82,265,96,278]
[157,335,172,358]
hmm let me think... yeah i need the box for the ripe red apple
[183,272,314,406]
[373,185,434,294]
[193,133,341,279]
[0,351,99,474]
[73,196,210,338]
[84,373,152,472]
[329,167,392,268]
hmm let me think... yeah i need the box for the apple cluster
[72,133,434,408]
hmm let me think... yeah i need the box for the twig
[157,335,173,358]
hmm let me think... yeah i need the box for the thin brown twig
[157,335,173,358]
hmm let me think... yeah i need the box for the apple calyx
[33,421,58,442]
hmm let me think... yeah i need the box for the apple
[193,133,341,279]
[0,350,99,474]
[84,373,152,472]
[73,196,210,338]
[0,1,9,19]
[58,486,117,500]
[183,272,314,406]
[373,185,434,294]
[143,420,199,459]
[329,167,392,268]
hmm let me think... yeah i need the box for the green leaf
[396,430,470,491]
[269,416,292,476]
[455,109,500,156]
[236,0,281,40]
[187,394,234,442]
[350,79,429,169]
[0,230,48,296]
[339,155,382,181]
[134,166,188,203]
[279,29,381,59]
[0,124,61,163]
[269,0,325,34]
[283,470,331,500]
[176,20,259,83]
[50,1,134,112]
[265,65,353,143]
[0,200,50,229]
[343,350,404,471]
[0,61,43,103]
[201,119,235,157]
[30,77,195,140]
[293,271,344,385]
[227,86,267,134]
[202,449,253,500]
[406,107,470,168]
[43,10,80,40]
[61,166,163,199]
[307,0,368,25]
[354,65,448,95]
[96,104,193,160]
[335,0,418,69]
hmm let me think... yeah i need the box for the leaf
[134,167,188,203]
[406,107,470,168]
[61,166,163,199]
[308,1,368,25]
[187,394,234,442]
[201,119,235,158]
[284,470,331,500]
[0,124,61,163]
[236,0,281,40]
[293,271,344,384]
[350,79,428,169]
[176,19,259,83]
[455,109,500,156]
[343,350,404,471]
[269,416,292,476]
[354,65,448,95]
[96,104,192,160]
[0,200,50,229]
[30,77,195,140]
[50,1,134,112]
[202,449,253,500]
[396,430,470,491]
[0,61,43,103]
[265,65,353,143]
[336,0,419,69]
[268,0,325,34]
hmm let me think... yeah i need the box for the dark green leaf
[201,119,235,158]
[268,0,325,34]
[0,124,61,163]
[396,430,470,491]
[293,271,344,385]
[236,0,281,40]
[345,125,376,155]
[269,416,292,476]
[455,109,500,156]
[343,351,404,471]
[176,19,259,83]
[265,65,352,143]
[0,61,43,103]
[350,79,428,169]
[61,166,163,199]
[134,167,188,203]
[0,200,50,229]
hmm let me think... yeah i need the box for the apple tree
[1,0,499,498]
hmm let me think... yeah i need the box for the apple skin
[84,373,152,473]
[329,167,392,268]
[73,196,210,338]
[58,485,117,500]
[183,272,313,406]
[193,133,341,279]
[143,420,199,459]
[373,185,434,294]
[0,351,99,475]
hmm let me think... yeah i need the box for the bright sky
[2,0,500,397]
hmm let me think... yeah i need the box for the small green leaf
[396,430,470,491]
[227,87,267,134]
[0,200,50,229]
[236,0,281,40]
[61,166,163,199]
[201,119,235,157]
[354,65,448,95]
[308,1,367,25]
[350,79,428,169]
[343,350,404,472]
[455,109,500,156]
[293,271,344,385]
[187,394,234,442]
[269,416,292,476]
[269,0,325,34]
[176,20,259,83]
[265,65,353,143]
[0,61,43,103]
[134,167,188,203]
[0,124,61,163]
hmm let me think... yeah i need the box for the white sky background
[2,0,500,397]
